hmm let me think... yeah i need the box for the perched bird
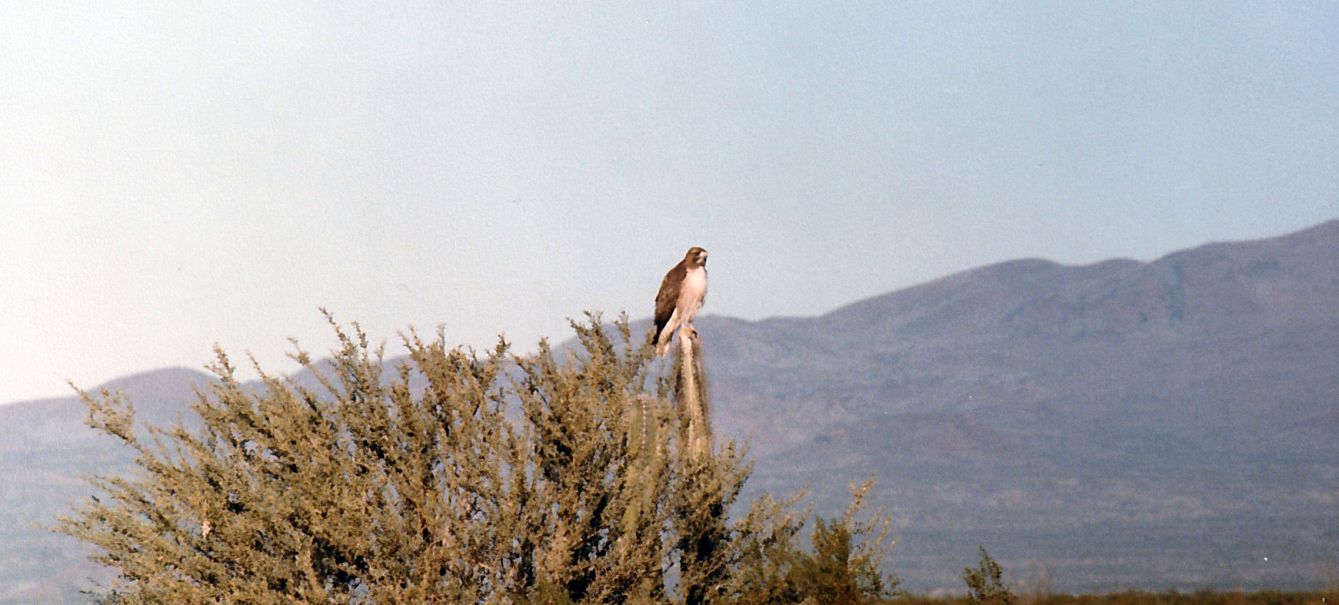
[652,246,708,356]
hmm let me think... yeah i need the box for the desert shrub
[60,313,896,604]
[965,547,1016,605]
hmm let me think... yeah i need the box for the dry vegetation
[60,314,895,604]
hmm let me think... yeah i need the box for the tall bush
[61,313,896,604]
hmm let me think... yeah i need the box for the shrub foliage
[964,547,1016,605]
[60,313,896,604]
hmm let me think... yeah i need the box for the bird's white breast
[679,266,707,318]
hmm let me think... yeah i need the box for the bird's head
[685,246,708,267]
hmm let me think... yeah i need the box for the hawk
[652,246,708,356]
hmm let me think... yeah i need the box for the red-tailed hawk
[652,246,708,356]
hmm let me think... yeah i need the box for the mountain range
[3,220,1338,601]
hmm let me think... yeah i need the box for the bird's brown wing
[652,261,685,343]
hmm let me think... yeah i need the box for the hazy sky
[3,2,1337,404]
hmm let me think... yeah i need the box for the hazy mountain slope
[708,220,1339,450]
[0,368,213,604]
[701,220,1339,591]
[3,221,1337,600]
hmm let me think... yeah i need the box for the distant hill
[3,221,1337,601]
[702,219,1339,591]
[0,367,213,604]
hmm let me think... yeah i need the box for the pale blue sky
[2,2,1336,403]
